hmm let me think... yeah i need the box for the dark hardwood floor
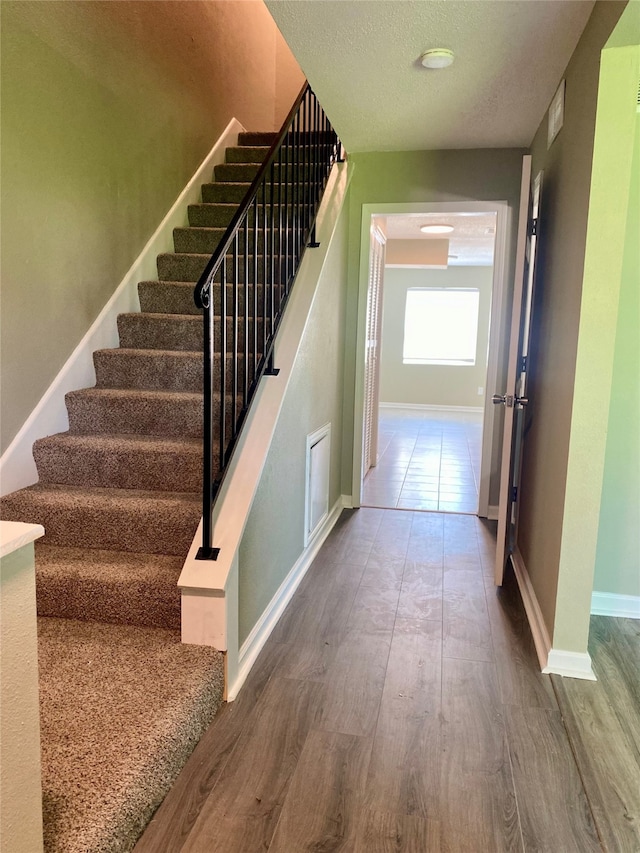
[135,508,640,852]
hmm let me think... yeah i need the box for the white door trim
[352,200,511,517]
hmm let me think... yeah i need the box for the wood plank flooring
[135,508,639,852]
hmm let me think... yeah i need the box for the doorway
[352,201,510,517]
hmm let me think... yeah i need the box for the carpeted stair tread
[66,386,204,437]
[38,616,224,853]
[94,347,202,391]
[0,483,201,555]
[33,432,204,492]
[35,544,182,629]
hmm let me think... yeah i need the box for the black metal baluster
[253,195,258,380]
[220,253,227,472]
[243,215,249,408]
[232,234,239,436]
[269,161,275,337]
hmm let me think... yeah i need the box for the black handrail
[194,83,342,559]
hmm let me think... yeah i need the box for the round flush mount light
[420,48,455,69]
[420,223,454,234]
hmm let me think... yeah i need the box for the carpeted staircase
[1,131,277,853]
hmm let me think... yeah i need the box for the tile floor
[362,407,483,513]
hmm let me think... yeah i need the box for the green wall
[379,265,493,408]
[593,114,639,598]
[238,200,349,645]
[0,1,303,452]
[342,148,526,502]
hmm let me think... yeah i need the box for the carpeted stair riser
[157,251,274,283]
[33,433,205,493]
[238,131,278,146]
[118,312,202,351]
[0,484,201,555]
[188,203,245,228]
[188,203,293,228]
[67,388,202,438]
[94,348,203,392]
[66,387,242,439]
[173,225,294,255]
[138,280,266,316]
[214,162,312,183]
[118,312,268,353]
[201,182,292,204]
[225,145,270,163]
[35,544,182,629]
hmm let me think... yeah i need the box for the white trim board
[379,402,483,413]
[543,649,597,681]
[511,548,597,680]
[226,496,348,701]
[0,118,244,496]
[591,591,640,619]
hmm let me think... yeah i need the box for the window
[403,287,480,365]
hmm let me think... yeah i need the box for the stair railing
[194,83,342,559]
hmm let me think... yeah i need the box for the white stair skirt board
[227,496,349,701]
[379,402,484,414]
[0,118,244,497]
[591,591,640,619]
[512,549,597,681]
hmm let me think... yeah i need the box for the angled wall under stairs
[0,131,276,853]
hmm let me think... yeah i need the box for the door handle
[492,393,514,407]
[492,393,528,409]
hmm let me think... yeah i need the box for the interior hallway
[136,507,639,852]
[362,407,483,513]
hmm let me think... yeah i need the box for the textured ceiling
[383,212,497,266]
[266,0,595,151]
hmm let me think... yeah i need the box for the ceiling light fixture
[420,223,454,234]
[420,48,455,69]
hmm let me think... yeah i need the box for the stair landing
[39,617,224,853]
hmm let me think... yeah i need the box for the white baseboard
[379,402,483,413]
[510,548,553,672]
[485,504,499,520]
[591,591,640,619]
[543,649,597,681]
[0,118,244,497]
[226,495,348,701]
